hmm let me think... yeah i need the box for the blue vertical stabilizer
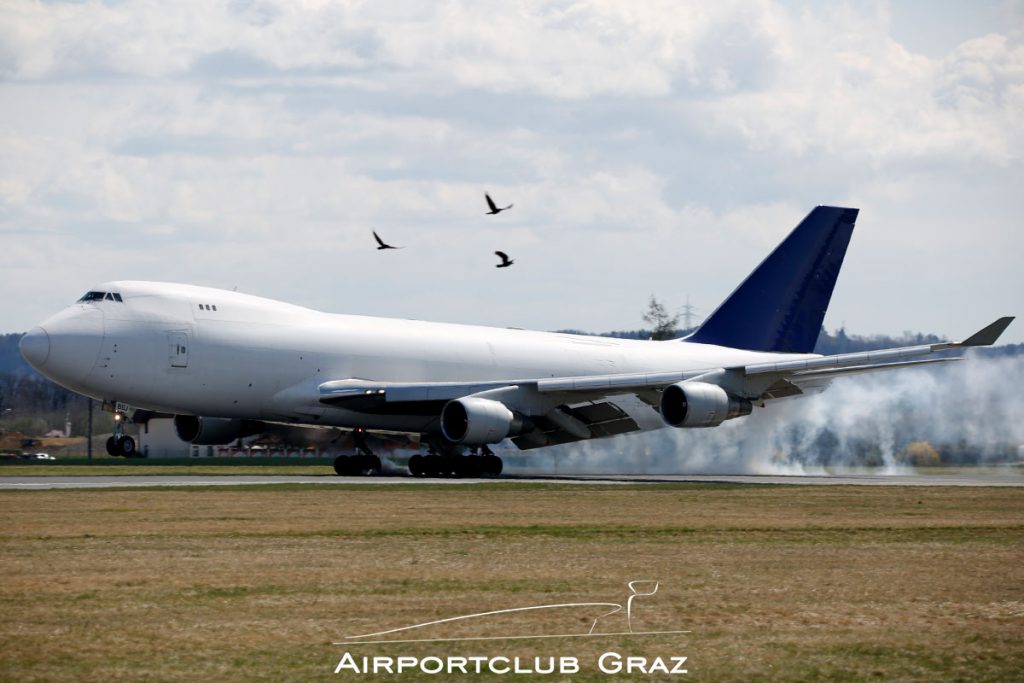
[686,206,858,354]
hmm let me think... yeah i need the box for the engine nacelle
[441,397,523,445]
[174,415,250,445]
[660,381,752,428]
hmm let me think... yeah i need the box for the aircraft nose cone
[19,327,51,368]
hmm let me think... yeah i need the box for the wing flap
[512,401,640,450]
[787,357,961,382]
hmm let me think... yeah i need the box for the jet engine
[173,415,256,445]
[659,381,752,428]
[440,397,524,445]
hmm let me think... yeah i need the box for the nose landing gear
[105,411,138,457]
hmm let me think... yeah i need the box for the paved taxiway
[2,471,1023,489]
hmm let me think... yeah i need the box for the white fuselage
[24,281,811,435]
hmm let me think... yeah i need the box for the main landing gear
[105,411,138,457]
[332,453,381,476]
[329,430,504,478]
[333,428,382,476]
[407,452,502,478]
[407,441,502,478]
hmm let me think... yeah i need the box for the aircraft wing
[318,317,1013,449]
[533,317,1014,394]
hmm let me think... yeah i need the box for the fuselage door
[168,331,189,368]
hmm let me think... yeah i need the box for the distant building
[137,418,191,458]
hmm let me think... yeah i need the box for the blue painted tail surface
[686,206,859,354]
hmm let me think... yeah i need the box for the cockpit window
[78,291,124,303]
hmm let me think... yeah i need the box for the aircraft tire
[441,456,460,478]
[333,455,354,476]
[422,456,438,477]
[118,436,137,458]
[424,455,444,478]
[459,457,484,478]
[483,454,503,476]
[408,454,425,477]
[364,454,382,476]
[451,457,468,478]
[106,436,121,457]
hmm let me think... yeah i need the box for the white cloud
[0,0,1021,343]
[696,11,1023,166]
[0,0,371,79]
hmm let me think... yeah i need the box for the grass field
[0,455,339,475]
[0,460,337,476]
[2,458,1021,478]
[1,483,1022,681]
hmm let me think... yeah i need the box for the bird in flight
[485,193,513,215]
[373,231,403,250]
[494,251,514,268]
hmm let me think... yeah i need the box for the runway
[2,471,1023,489]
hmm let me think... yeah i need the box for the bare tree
[642,295,680,341]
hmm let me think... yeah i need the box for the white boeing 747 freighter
[19,207,1013,476]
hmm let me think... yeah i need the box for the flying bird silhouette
[373,231,403,250]
[485,193,513,215]
[494,251,514,268]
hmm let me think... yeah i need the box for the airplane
[19,206,1013,477]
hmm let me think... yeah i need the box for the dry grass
[0,459,337,476]
[0,484,1021,681]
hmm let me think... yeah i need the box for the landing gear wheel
[483,454,503,476]
[408,454,426,477]
[334,454,382,476]
[440,456,459,478]
[422,455,442,478]
[119,436,137,458]
[106,435,137,457]
[333,455,353,476]
[364,454,382,476]
[455,457,483,478]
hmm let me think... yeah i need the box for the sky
[1,0,1022,343]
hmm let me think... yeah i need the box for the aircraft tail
[685,206,859,354]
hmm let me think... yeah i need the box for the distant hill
[814,327,943,354]
[0,333,39,378]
